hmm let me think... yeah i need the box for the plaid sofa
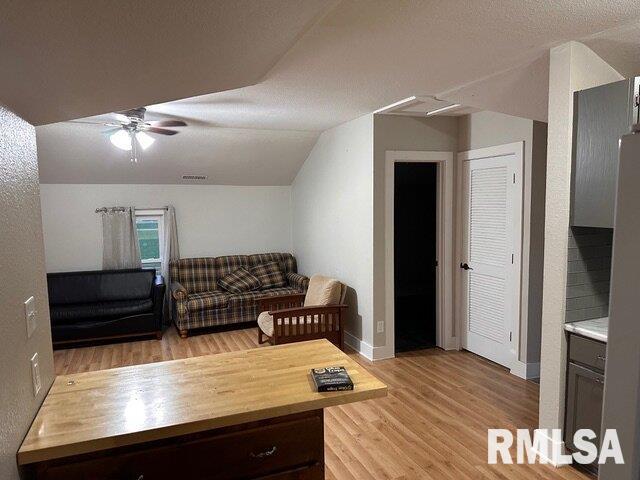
[170,253,309,336]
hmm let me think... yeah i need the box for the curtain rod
[95,206,169,213]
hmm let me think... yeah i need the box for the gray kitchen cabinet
[564,333,607,473]
[571,78,638,228]
[565,363,604,449]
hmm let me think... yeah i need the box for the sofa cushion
[47,269,154,305]
[218,267,261,294]
[171,257,219,294]
[250,262,287,289]
[50,299,153,324]
[187,291,229,312]
[304,275,341,307]
[247,253,296,274]
[228,287,300,306]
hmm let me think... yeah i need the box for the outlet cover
[377,321,385,334]
[30,352,41,396]
[24,296,36,338]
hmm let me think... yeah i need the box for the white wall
[0,107,54,480]
[539,41,623,434]
[291,114,375,349]
[458,111,548,367]
[40,184,293,272]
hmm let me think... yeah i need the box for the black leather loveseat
[47,269,165,347]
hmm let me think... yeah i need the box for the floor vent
[181,174,208,181]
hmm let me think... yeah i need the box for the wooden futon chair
[257,274,347,350]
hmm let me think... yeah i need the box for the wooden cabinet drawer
[569,334,607,373]
[33,411,324,480]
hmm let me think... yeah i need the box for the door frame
[456,141,524,369]
[385,150,455,356]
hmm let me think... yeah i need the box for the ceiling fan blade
[147,120,187,127]
[113,113,131,124]
[146,127,179,135]
[65,120,107,125]
[102,127,123,136]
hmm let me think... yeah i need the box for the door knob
[460,263,473,271]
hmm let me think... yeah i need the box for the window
[135,210,165,273]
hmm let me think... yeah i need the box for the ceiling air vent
[182,174,208,181]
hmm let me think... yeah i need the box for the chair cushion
[50,299,153,324]
[257,311,319,338]
[257,311,274,337]
[250,262,287,289]
[186,291,229,312]
[304,275,341,306]
[217,267,261,294]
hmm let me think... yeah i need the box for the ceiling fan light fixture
[110,129,132,151]
[135,131,155,150]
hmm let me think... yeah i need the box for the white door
[460,142,522,368]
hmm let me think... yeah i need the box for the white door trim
[456,141,524,370]
[384,150,455,358]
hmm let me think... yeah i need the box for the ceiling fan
[75,107,187,162]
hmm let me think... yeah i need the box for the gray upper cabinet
[571,79,637,228]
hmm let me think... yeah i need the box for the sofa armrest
[259,293,306,314]
[286,272,309,291]
[170,281,188,301]
[152,275,166,328]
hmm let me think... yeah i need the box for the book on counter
[310,366,354,392]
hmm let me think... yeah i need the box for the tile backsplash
[565,227,613,322]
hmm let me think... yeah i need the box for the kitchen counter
[565,317,608,342]
[18,339,387,479]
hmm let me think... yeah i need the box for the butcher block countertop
[18,339,387,465]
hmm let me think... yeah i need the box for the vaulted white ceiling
[7,1,640,185]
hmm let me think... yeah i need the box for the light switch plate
[24,296,36,338]
[30,352,41,396]
[377,321,385,334]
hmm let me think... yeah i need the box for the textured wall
[40,184,293,272]
[291,114,374,347]
[0,107,55,479]
[372,115,458,348]
[539,42,622,432]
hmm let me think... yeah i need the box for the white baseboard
[533,430,568,467]
[344,331,394,361]
[443,336,459,351]
[511,361,541,380]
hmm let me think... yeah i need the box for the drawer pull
[596,355,606,362]
[595,378,603,384]
[250,446,277,459]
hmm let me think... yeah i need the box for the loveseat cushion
[187,291,229,312]
[50,299,153,324]
[218,267,261,294]
[250,262,287,289]
[228,287,300,306]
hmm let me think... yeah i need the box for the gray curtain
[162,205,180,320]
[101,207,142,269]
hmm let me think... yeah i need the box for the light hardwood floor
[53,327,591,480]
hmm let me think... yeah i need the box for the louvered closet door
[461,146,522,369]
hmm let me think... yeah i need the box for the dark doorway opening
[394,162,438,352]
